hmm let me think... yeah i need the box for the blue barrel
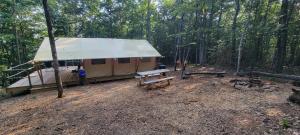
[79,69,86,78]
[158,64,166,69]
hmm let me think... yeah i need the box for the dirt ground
[0,67,299,135]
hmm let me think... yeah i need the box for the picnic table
[136,69,174,88]
[137,69,170,77]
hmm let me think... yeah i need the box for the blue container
[158,64,166,69]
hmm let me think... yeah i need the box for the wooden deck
[6,66,79,95]
[8,66,79,88]
[6,66,136,95]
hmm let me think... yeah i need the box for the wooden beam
[6,67,34,79]
[8,61,32,70]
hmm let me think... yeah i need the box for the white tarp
[34,37,162,61]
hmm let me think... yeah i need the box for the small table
[136,69,170,86]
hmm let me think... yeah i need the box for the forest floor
[0,67,299,135]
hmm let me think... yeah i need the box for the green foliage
[0,0,300,87]
[0,88,8,98]
[279,118,290,129]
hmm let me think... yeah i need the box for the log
[252,71,300,81]
[185,71,226,76]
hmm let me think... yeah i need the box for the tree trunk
[256,0,272,65]
[254,0,262,65]
[199,12,207,65]
[217,0,224,40]
[231,0,240,66]
[252,71,300,81]
[42,0,64,98]
[12,0,21,64]
[288,0,297,65]
[174,1,184,71]
[237,32,244,73]
[273,0,289,73]
[208,0,215,46]
[146,0,151,42]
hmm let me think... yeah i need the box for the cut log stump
[288,88,300,105]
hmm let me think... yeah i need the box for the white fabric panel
[34,38,162,61]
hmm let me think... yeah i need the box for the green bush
[0,65,7,87]
[0,88,8,98]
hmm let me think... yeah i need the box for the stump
[292,81,300,87]
[288,88,300,105]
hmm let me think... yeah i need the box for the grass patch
[279,118,290,129]
[32,96,37,99]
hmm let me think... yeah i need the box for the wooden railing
[3,61,44,88]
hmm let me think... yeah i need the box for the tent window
[118,58,130,64]
[140,57,151,63]
[91,59,106,65]
[66,60,80,66]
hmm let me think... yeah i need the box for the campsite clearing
[0,67,299,135]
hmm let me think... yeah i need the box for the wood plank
[144,77,174,84]
[137,69,170,76]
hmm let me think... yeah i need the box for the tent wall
[83,57,157,78]
[83,59,113,78]
[113,58,136,75]
[137,57,156,72]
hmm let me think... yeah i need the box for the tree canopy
[1,0,300,85]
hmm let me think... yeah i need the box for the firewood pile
[230,76,264,90]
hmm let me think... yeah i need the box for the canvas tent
[34,37,162,78]
[34,38,161,61]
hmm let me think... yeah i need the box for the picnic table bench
[136,69,174,89]
[143,77,174,85]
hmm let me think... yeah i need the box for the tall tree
[231,0,240,66]
[146,0,151,42]
[42,0,64,98]
[273,0,289,73]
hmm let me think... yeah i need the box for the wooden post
[135,58,140,72]
[42,0,64,98]
[174,46,178,71]
[39,64,44,85]
[27,71,32,88]
[195,49,198,65]
[36,63,44,85]
[111,59,115,76]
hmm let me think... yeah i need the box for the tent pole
[135,58,140,72]
[111,58,115,76]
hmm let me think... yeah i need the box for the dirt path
[0,70,299,135]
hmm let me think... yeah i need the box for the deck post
[39,65,44,85]
[36,63,44,85]
[27,70,32,88]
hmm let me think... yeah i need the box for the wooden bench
[143,77,174,89]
